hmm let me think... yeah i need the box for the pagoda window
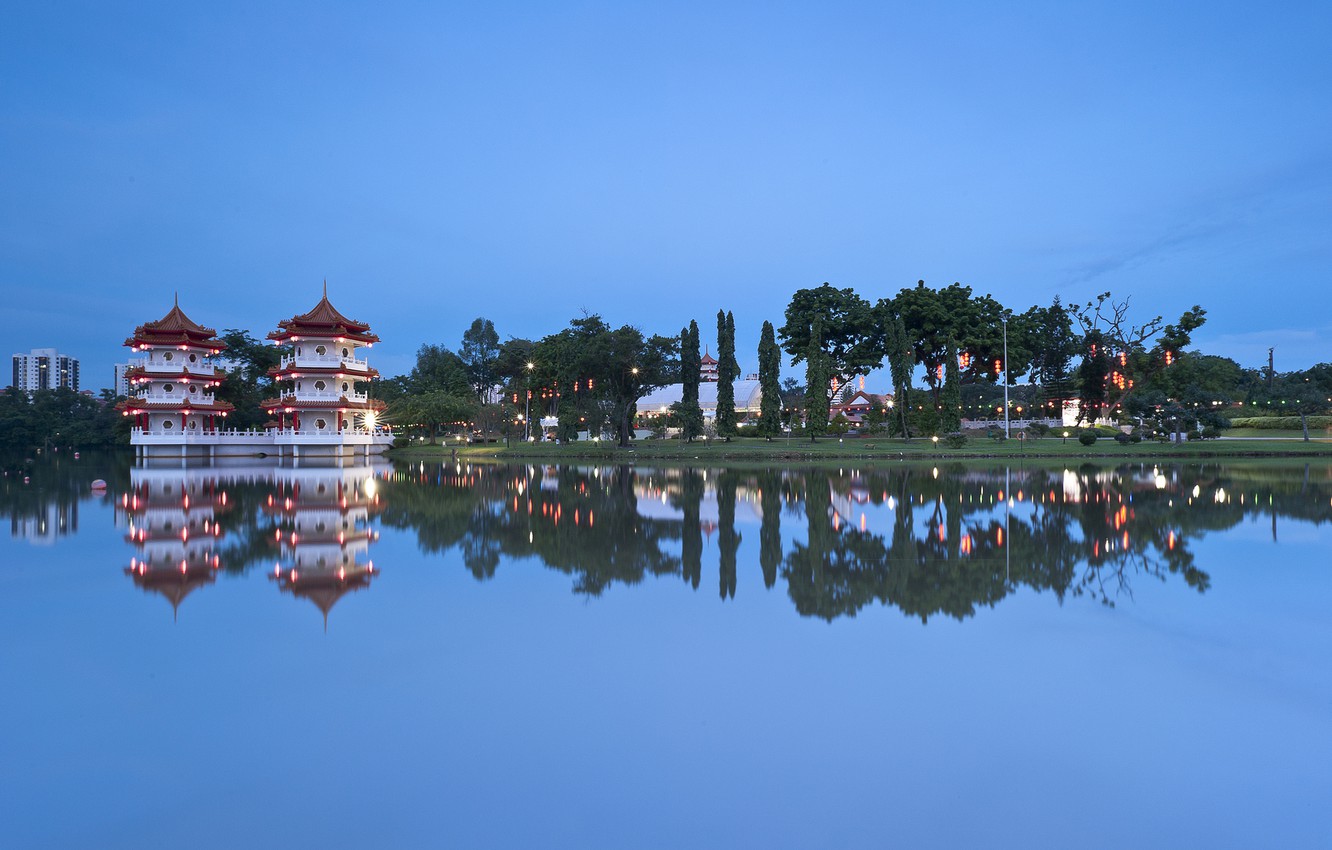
[342,382,349,392]
[188,420,197,429]
[342,348,350,357]
[315,418,328,430]
[188,353,197,363]
[315,345,327,356]
[163,420,173,430]
[297,347,303,356]
[314,380,327,391]
[164,352,173,362]
[189,385,198,394]
[164,383,174,393]
[341,419,349,429]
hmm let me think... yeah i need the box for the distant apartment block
[113,362,136,398]
[12,348,80,392]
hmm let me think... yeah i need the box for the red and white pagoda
[700,348,719,382]
[120,286,393,459]
[119,298,235,459]
[263,285,391,458]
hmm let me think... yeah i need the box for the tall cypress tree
[715,309,739,440]
[884,313,913,439]
[757,320,782,440]
[676,320,704,441]
[941,337,962,433]
[804,319,831,442]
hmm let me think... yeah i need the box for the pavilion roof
[268,283,380,344]
[125,298,227,350]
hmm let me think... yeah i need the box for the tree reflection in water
[5,452,1330,623]
[376,460,1331,621]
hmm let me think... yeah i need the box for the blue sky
[3,1,1329,388]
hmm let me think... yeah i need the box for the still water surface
[2,452,1330,849]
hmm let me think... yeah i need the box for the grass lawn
[388,434,1332,463]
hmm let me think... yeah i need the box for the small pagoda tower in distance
[699,348,719,382]
[263,284,391,458]
[119,298,234,459]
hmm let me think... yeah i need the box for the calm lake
[2,451,1330,849]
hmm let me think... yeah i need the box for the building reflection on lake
[7,452,1331,624]
[115,460,388,624]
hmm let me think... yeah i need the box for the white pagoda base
[131,428,394,461]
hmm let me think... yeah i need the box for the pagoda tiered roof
[123,364,228,385]
[271,563,377,628]
[126,558,220,616]
[259,395,386,412]
[124,298,228,352]
[119,398,236,414]
[267,284,380,345]
[267,363,380,380]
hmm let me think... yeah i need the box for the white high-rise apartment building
[12,348,80,392]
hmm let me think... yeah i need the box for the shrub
[944,432,968,449]
[1129,431,1144,443]
[1078,431,1098,446]
[1027,422,1051,438]
[1228,416,1332,430]
[1186,430,1203,441]
[1114,431,1131,444]
[1201,426,1222,439]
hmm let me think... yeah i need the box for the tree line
[9,280,1330,452]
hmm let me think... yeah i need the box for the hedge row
[1228,416,1332,430]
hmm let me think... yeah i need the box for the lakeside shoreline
[388,436,1332,463]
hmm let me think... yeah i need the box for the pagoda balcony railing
[131,427,272,440]
[131,426,392,438]
[280,353,370,371]
[278,390,369,404]
[138,359,224,376]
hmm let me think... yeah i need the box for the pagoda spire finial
[323,278,327,298]
[174,291,179,308]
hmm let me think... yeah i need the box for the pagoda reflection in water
[120,466,229,619]
[266,464,384,629]
[119,460,388,624]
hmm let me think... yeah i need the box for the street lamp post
[524,361,534,441]
[1001,313,1011,439]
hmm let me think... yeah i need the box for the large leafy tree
[215,329,284,430]
[715,310,739,440]
[1017,298,1080,400]
[527,315,679,446]
[1072,293,1207,411]
[757,320,783,440]
[1077,330,1113,423]
[885,281,1014,401]
[599,326,678,446]
[459,317,501,403]
[409,343,473,397]
[779,283,879,386]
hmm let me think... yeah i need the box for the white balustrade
[279,390,369,403]
[280,353,370,371]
